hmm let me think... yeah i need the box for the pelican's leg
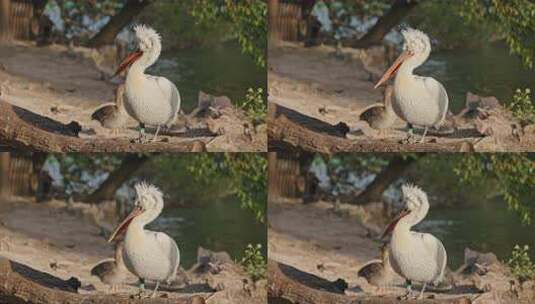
[399,279,413,300]
[136,278,145,297]
[151,281,160,298]
[420,127,429,143]
[418,282,427,299]
[151,125,161,142]
[138,123,146,143]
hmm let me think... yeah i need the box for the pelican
[114,25,181,143]
[91,241,128,292]
[359,84,396,137]
[108,182,180,298]
[374,28,448,143]
[381,184,447,299]
[357,243,393,291]
[91,85,128,136]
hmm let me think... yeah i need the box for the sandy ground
[0,42,135,138]
[268,41,405,132]
[268,200,535,303]
[0,197,144,296]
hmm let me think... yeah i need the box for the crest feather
[133,24,161,43]
[401,27,430,53]
[134,182,162,199]
[401,183,427,201]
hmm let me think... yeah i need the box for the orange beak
[374,50,413,89]
[114,50,143,77]
[381,208,411,239]
[108,206,143,243]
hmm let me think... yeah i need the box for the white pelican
[381,184,447,299]
[114,25,181,143]
[108,182,180,297]
[91,241,128,292]
[374,28,448,143]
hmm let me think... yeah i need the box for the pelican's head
[381,183,430,239]
[374,28,431,89]
[108,182,164,243]
[114,25,162,76]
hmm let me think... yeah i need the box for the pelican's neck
[397,51,429,76]
[129,47,161,76]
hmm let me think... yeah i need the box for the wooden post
[0,0,12,42]
[0,153,10,198]
[268,0,279,41]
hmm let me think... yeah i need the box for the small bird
[382,184,447,300]
[374,28,449,143]
[114,25,181,143]
[91,85,128,136]
[359,85,396,137]
[108,182,180,298]
[91,241,128,293]
[357,243,392,291]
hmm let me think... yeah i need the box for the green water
[148,41,266,112]
[417,198,535,269]
[147,196,267,269]
[417,43,535,113]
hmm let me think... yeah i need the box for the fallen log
[0,100,207,152]
[268,259,469,304]
[268,103,469,153]
[0,257,205,304]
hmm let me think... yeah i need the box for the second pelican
[108,182,180,297]
[382,184,447,299]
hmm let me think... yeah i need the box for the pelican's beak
[108,205,143,243]
[374,50,413,89]
[114,49,143,77]
[381,208,410,239]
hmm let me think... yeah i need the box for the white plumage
[108,182,180,297]
[116,25,181,142]
[383,184,447,299]
[375,28,449,142]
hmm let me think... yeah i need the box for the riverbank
[267,41,535,152]
[0,197,267,303]
[0,41,266,152]
[268,199,535,303]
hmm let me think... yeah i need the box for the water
[417,43,535,113]
[148,196,267,268]
[148,42,266,112]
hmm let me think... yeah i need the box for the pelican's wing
[147,75,181,122]
[423,77,449,125]
[421,233,447,283]
[154,232,180,281]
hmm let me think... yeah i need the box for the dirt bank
[0,197,266,303]
[268,200,535,303]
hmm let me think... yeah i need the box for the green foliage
[139,2,233,49]
[459,0,535,68]
[507,88,535,125]
[237,87,266,123]
[507,245,535,281]
[187,154,267,223]
[240,243,267,281]
[190,0,267,67]
[454,154,535,224]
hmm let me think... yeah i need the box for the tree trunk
[88,0,152,48]
[268,152,302,199]
[268,0,279,40]
[0,0,11,42]
[85,154,149,204]
[351,0,419,48]
[353,155,418,205]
